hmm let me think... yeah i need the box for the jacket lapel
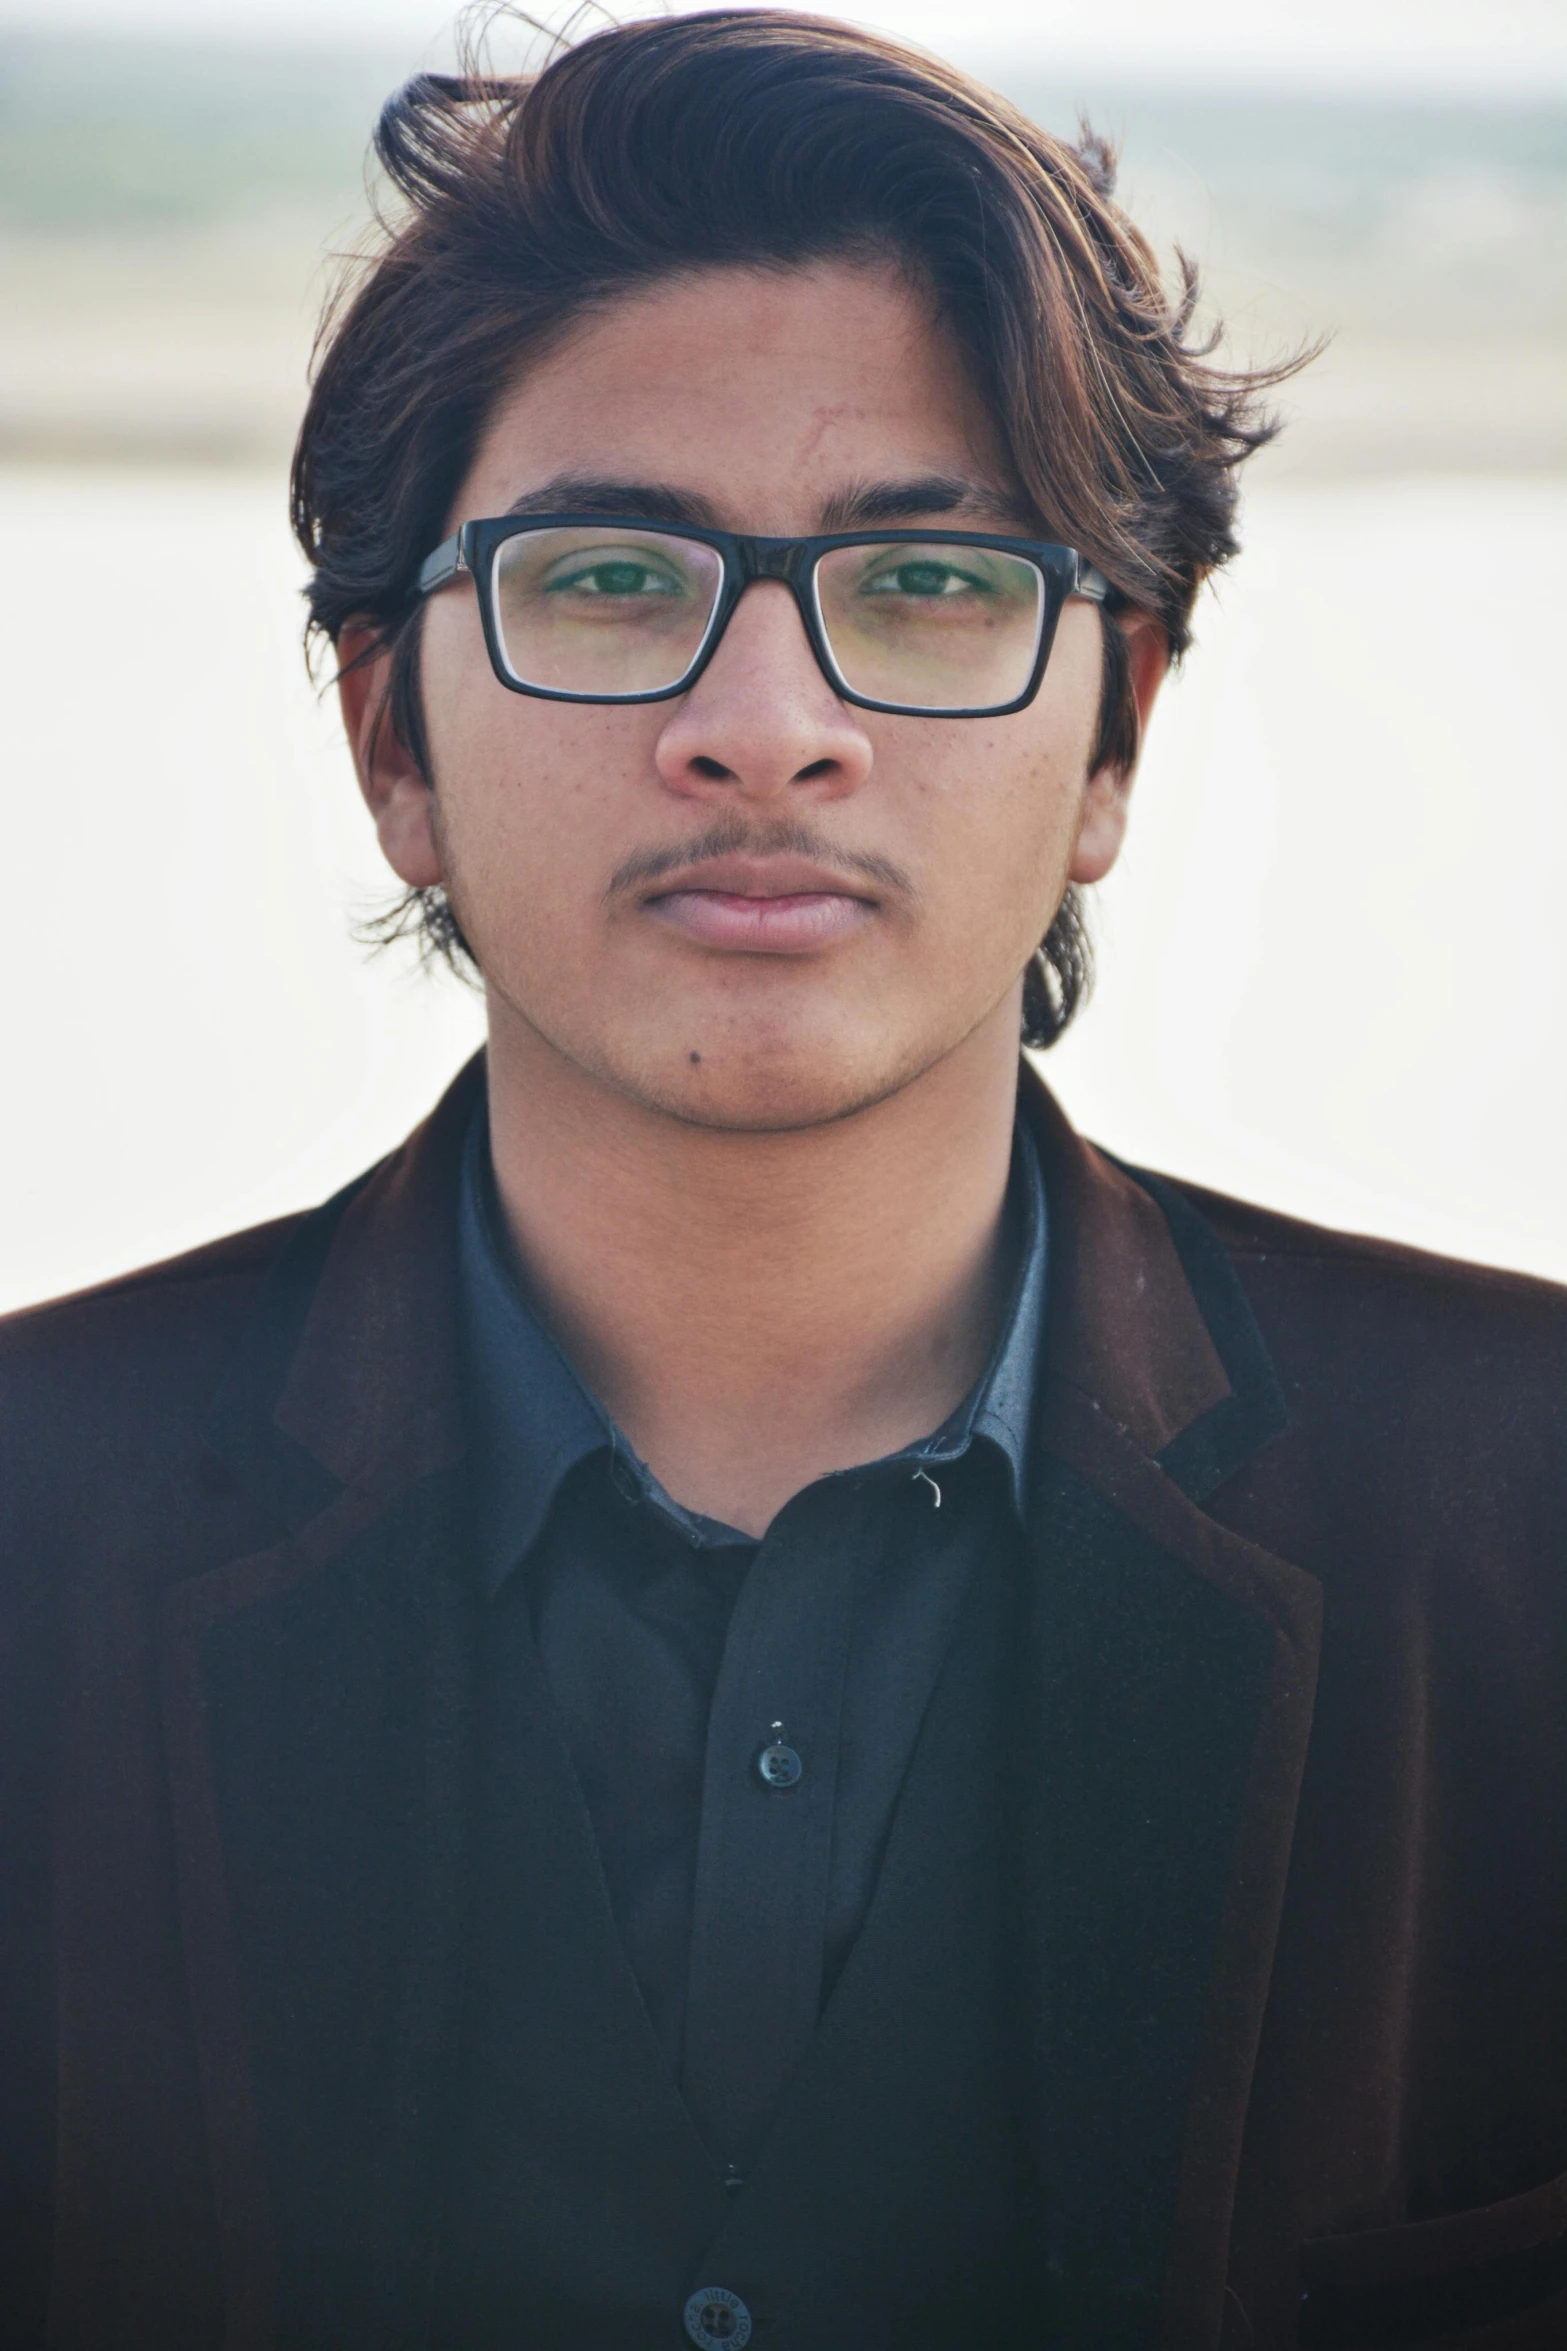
[1019,1072,1322,2351]
[161,1061,484,2351]
[162,1054,1319,2349]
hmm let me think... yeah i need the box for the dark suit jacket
[3,1057,1564,2351]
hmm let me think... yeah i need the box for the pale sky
[3,0,1565,95]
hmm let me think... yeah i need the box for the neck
[483,997,1025,1537]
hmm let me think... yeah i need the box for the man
[3,12,1563,2349]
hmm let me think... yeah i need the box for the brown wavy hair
[293,8,1294,1044]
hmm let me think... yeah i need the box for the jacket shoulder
[1164,1173,1567,1317]
[0,1212,306,1372]
[0,1215,311,1571]
[1156,1171,1567,1404]
[1147,1172,1567,1562]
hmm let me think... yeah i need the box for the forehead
[457,258,1012,529]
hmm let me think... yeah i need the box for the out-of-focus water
[2,463,1563,1311]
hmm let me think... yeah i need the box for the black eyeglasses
[416,514,1109,719]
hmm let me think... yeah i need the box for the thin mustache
[606,817,914,902]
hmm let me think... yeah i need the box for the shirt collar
[911,1115,1046,1519]
[456,1099,1048,1598]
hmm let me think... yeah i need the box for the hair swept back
[294,7,1298,1045]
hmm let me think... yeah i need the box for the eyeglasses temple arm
[417,532,469,597]
[1074,560,1110,603]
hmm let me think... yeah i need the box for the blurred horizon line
[2,21,1562,479]
[0,13,1564,103]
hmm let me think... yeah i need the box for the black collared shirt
[457,1104,1046,2168]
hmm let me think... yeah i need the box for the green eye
[861,560,991,599]
[546,558,684,597]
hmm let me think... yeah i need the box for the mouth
[640,854,880,954]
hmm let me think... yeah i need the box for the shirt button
[684,2286,752,2347]
[755,1738,803,1789]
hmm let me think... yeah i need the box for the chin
[606,1023,940,1135]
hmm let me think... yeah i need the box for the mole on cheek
[688,1051,702,1065]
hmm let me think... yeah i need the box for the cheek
[981,622,1105,909]
[424,684,656,960]
[900,706,1090,952]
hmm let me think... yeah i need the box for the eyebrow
[501,472,1026,533]
[503,476,724,526]
[817,475,1023,531]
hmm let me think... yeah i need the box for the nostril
[690,756,734,780]
[794,759,838,780]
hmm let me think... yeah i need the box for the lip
[642,855,878,954]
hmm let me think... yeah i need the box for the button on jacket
[3,1056,1566,2349]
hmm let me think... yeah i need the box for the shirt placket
[678,1482,867,2174]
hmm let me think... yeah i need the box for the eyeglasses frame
[415,513,1110,720]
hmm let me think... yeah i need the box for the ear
[1069,608,1171,887]
[336,622,444,890]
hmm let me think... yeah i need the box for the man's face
[373,258,1154,1131]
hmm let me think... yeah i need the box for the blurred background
[2,0,1564,1309]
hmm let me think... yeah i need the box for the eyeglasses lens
[813,543,1047,712]
[490,527,725,697]
[489,528,1047,709]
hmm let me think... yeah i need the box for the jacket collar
[177,1051,1317,2351]
[1017,1061,1289,1491]
[205,1054,483,1525]
[207,1053,1283,1532]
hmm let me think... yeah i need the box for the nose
[652,580,875,805]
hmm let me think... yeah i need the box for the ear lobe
[334,622,445,890]
[1068,760,1134,886]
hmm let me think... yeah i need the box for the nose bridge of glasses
[712,538,823,671]
[732,534,811,587]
